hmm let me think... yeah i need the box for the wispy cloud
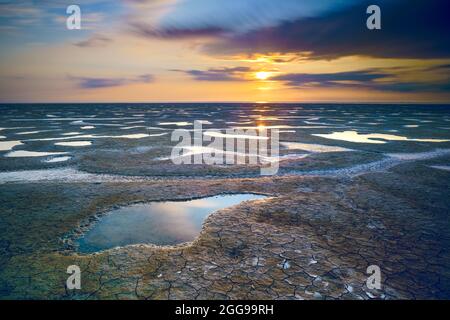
[273,70,389,87]
[74,34,112,48]
[273,65,450,93]
[173,67,251,81]
[129,22,225,39]
[124,0,450,61]
[1,1,122,34]
[204,0,450,60]
[70,74,154,89]
[127,0,358,36]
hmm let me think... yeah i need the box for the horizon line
[1,101,450,105]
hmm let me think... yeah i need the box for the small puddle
[76,194,266,253]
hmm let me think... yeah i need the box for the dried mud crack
[1,155,449,300]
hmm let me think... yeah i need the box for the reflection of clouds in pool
[0,127,35,131]
[204,131,268,140]
[181,199,223,209]
[62,132,81,136]
[83,123,123,127]
[76,194,266,251]
[26,132,168,142]
[55,141,92,147]
[330,119,346,122]
[225,121,253,125]
[147,127,169,131]
[16,130,59,135]
[120,126,146,130]
[159,122,192,126]
[198,120,213,125]
[44,156,72,163]
[109,133,166,139]
[232,125,332,130]
[5,150,68,158]
[430,165,450,172]
[126,120,145,124]
[248,116,282,121]
[404,118,434,123]
[304,120,334,126]
[313,131,449,144]
[281,142,352,153]
[144,203,199,239]
[72,120,123,127]
[11,117,138,121]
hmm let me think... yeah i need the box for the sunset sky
[0,0,449,103]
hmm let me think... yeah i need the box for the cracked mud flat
[1,157,450,300]
[1,103,450,300]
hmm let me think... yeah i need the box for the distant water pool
[76,194,266,253]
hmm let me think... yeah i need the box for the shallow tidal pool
[76,193,266,253]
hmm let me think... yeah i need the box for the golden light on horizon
[255,71,271,80]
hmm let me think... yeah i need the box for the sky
[0,0,449,103]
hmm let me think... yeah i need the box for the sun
[255,71,270,80]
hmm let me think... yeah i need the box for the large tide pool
[76,193,267,253]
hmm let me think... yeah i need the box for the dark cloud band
[69,74,154,89]
[201,0,450,60]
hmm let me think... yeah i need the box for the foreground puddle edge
[69,193,269,254]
